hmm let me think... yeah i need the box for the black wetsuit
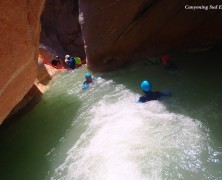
[83,81,88,85]
[83,80,93,85]
[51,59,61,66]
[138,91,164,103]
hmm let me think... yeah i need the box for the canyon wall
[0,1,45,124]
[40,0,85,59]
[1,0,222,124]
[79,0,222,71]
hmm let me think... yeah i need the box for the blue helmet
[85,73,91,78]
[141,80,152,92]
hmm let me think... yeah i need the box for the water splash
[50,75,214,180]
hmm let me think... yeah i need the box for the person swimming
[82,73,94,89]
[160,54,177,70]
[83,73,93,84]
[138,80,171,103]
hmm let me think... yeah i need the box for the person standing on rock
[65,54,70,65]
[51,56,61,67]
[57,55,67,68]
[74,57,81,66]
[68,57,76,69]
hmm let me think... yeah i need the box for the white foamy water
[50,75,213,180]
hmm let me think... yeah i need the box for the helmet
[65,54,70,58]
[141,80,152,92]
[85,73,91,78]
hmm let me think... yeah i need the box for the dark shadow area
[0,90,82,180]
[2,85,43,128]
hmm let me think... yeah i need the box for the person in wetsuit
[64,54,70,69]
[68,57,75,69]
[82,73,94,89]
[160,54,177,70]
[51,56,61,67]
[83,73,93,85]
[138,80,170,103]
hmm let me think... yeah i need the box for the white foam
[51,78,209,180]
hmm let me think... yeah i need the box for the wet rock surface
[79,0,222,71]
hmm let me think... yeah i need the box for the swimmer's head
[85,73,91,79]
[141,80,152,92]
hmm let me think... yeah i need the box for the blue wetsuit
[138,91,170,103]
[82,79,93,89]
[69,57,76,69]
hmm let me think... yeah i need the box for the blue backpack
[69,57,75,68]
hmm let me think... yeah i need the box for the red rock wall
[0,0,45,124]
[79,0,222,71]
[41,0,85,59]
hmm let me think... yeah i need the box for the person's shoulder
[149,91,161,100]
[138,95,148,103]
[150,91,160,95]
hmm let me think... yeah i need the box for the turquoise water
[0,49,222,180]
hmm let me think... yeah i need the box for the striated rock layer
[41,0,85,59]
[79,0,222,71]
[0,0,45,124]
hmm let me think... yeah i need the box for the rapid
[0,49,222,180]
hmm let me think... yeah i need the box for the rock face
[79,0,222,71]
[1,0,221,124]
[41,0,85,60]
[37,58,52,85]
[0,0,45,124]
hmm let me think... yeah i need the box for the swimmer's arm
[137,100,142,103]
[136,96,147,103]
[160,92,172,97]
